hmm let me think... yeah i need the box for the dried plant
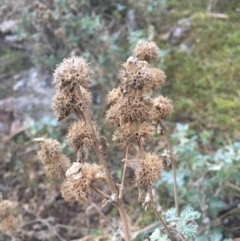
[31,40,200,241]
[0,193,21,240]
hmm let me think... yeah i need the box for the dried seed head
[0,199,19,237]
[52,85,92,121]
[124,153,164,202]
[150,68,166,88]
[52,90,72,121]
[53,56,92,90]
[0,201,16,220]
[37,139,71,179]
[107,87,123,104]
[118,97,151,124]
[61,176,91,205]
[120,58,154,92]
[61,163,106,205]
[133,40,159,62]
[113,122,153,148]
[106,97,152,126]
[106,104,120,126]
[150,96,173,122]
[0,215,19,236]
[77,145,89,163]
[81,88,92,106]
[66,121,93,151]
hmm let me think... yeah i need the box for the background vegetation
[0,0,239,240]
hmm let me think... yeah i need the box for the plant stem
[116,199,132,241]
[78,87,131,241]
[119,147,129,199]
[159,120,179,217]
[77,87,117,194]
[138,138,144,157]
[152,207,175,241]
[149,190,174,241]
[90,184,111,200]
[91,202,117,231]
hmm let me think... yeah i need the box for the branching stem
[151,207,175,241]
[90,184,110,200]
[78,87,117,194]
[119,147,129,199]
[149,190,175,241]
[159,120,179,217]
[91,202,117,231]
[77,87,131,241]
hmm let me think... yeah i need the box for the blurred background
[0,0,239,240]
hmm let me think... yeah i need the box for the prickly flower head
[133,40,159,62]
[0,198,19,237]
[0,200,16,220]
[53,56,92,90]
[36,138,71,179]
[61,162,106,205]
[112,122,153,148]
[66,120,93,151]
[123,153,164,202]
[52,86,92,121]
[107,87,123,104]
[119,57,154,92]
[150,68,166,89]
[150,96,173,122]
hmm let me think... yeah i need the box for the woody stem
[119,147,129,199]
[90,184,110,200]
[91,202,117,231]
[77,86,131,241]
[159,120,179,217]
[149,190,175,241]
[78,87,117,194]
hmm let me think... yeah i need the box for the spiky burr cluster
[61,162,106,205]
[0,199,19,237]
[36,55,108,207]
[52,56,92,121]
[106,40,173,203]
[36,138,71,179]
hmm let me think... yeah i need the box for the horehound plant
[34,40,200,241]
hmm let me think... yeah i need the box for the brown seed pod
[61,163,106,205]
[0,215,19,236]
[107,87,123,104]
[53,56,92,90]
[66,121,93,151]
[113,122,153,149]
[119,57,154,92]
[133,40,159,62]
[150,96,173,122]
[36,139,71,179]
[0,201,16,220]
[123,153,164,203]
[150,68,166,89]
[52,89,73,121]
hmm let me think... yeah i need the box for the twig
[119,147,129,199]
[77,86,117,194]
[91,202,117,232]
[159,120,179,217]
[138,138,144,157]
[21,218,66,241]
[151,207,175,241]
[148,190,175,241]
[90,184,111,200]
[226,181,240,192]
